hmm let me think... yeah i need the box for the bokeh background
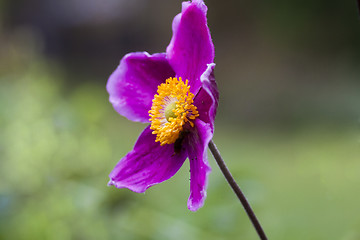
[1,0,360,239]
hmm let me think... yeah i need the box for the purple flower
[106,0,218,211]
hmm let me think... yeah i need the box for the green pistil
[165,102,177,121]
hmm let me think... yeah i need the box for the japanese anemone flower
[106,0,218,211]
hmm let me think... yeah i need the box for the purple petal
[107,52,175,123]
[194,63,219,131]
[185,119,212,211]
[108,126,187,193]
[166,0,215,94]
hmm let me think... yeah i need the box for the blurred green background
[1,0,360,239]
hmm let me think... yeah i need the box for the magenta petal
[106,52,175,123]
[185,119,212,211]
[166,0,215,94]
[108,126,187,193]
[194,63,219,131]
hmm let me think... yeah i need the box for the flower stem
[208,140,268,240]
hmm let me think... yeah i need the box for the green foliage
[1,60,359,240]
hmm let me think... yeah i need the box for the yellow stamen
[149,77,199,146]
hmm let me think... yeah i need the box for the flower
[106,0,218,211]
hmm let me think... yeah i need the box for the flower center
[149,77,199,146]
[164,101,177,121]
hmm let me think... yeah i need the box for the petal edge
[107,52,175,123]
[185,119,213,211]
[166,0,214,94]
[108,126,187,193]
[194,63,219,131]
